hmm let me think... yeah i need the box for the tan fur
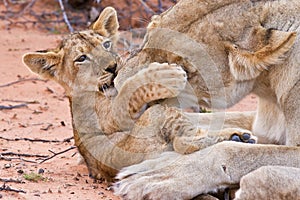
[23,7,256,183]
[113,0,300,199]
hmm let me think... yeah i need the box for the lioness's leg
[284,81,300,146]
[114,142,300,200]
[235,166,300,200]
[230,77,300,199]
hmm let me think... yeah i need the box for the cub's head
[23,7,119,96]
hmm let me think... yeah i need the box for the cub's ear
[225,28,297,81]
[22,51,61,80]
[92,7,119,39]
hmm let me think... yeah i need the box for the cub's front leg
[111,62,187,130]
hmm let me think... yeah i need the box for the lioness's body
[113,0,300,199]
[115,0,299,145]
[23,0,300,198]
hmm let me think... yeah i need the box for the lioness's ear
[92,7,119,39]
[226,28,297,81]
[23,52,61,79]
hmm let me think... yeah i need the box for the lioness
[112,0,300,199]
[23,7,256,183]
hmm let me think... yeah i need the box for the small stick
[0,155,37,163]
[0,155,12,161]
[0,183,26,194]
[0,78,46,88]
[3,0,10,10]
[0,104,27,110]
[15,0,37,18]
[39,146,76,163]
[0,152,48,158]
[158,0,163,12]
[57,0,74,33]
[0,178,25,184]
[136,0,155,14]
[0,136,73,143]
[40,124,53,131]
[2,99,39,104]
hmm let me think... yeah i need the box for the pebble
[38,168,44,174]
[4,164,11,169]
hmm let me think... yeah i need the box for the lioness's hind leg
[173,128,257,154]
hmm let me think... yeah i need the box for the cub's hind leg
[172,128,257,154]
[160,107,257,154]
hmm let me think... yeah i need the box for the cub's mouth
[98,62,118,97]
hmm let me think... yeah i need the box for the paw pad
[230,132,257,144]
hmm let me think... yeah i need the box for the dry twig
[40,123,53,131]
[57,0,74,32]
[0,152,48,163]
[0,152,48,158]
[0,183,26,194]
[0,178,25,184]
[136,0,155,14]
[0,156,38,164]
[39,146,76,163]
[0,104,27,110]
[0,78,46,88]
[15,0,37,18]
[2,99,39,104]
[0,136,73,143]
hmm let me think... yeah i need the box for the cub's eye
[75,55,87,62]
[102,41,112,50]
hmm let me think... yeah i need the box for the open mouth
[98,63,118,93]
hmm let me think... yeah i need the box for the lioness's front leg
[111,62,187,130]
[114,142,300,200]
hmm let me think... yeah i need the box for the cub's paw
[228,129,257,144]
[145,62,187,96]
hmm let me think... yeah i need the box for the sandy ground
[0,25,257,200]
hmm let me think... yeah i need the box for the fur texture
[113,0,300,199]
[23,7,256,183]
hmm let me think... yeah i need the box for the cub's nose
[105,63,117,74]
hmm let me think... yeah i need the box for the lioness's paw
[114,152,196,200]
[229,130,257,144]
